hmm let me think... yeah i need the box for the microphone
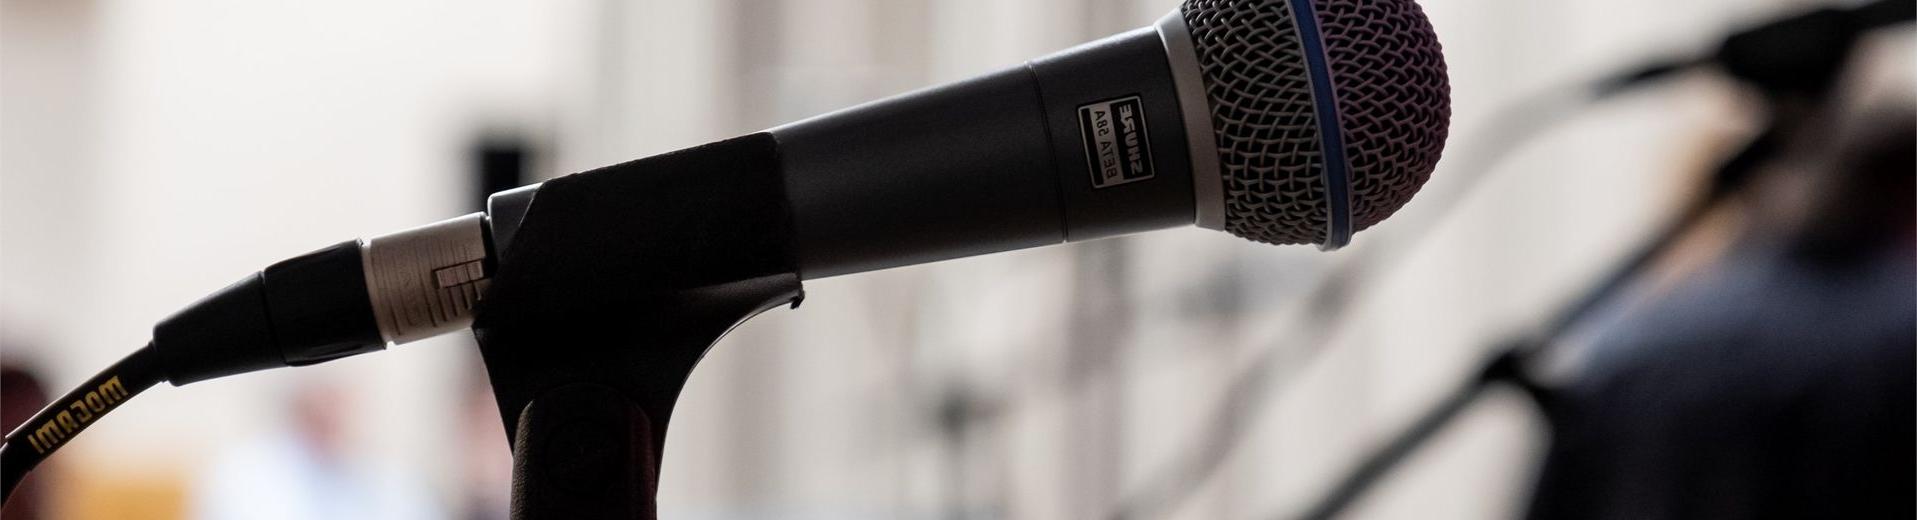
[0,1,1447,497]
[154,0,1450,383]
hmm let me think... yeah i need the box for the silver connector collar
[361,212,490,345]
[1157,8,1225,230]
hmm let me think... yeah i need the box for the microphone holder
[471,134,803,520]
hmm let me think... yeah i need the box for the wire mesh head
[1182,0,1450,245]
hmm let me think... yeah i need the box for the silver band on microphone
[1156,9,1226,231]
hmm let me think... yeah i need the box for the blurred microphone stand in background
[1294,2,1912,519]
[1110,1,1913,518]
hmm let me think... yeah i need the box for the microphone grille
[1182,0,1450,245]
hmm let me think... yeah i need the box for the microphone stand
[469,134,804,520]
[458,3,1891,514]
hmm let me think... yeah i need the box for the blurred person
[1,364,51,520]
[191,382,440,520]
[1523,94,1915,518]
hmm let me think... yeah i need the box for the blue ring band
[1286,0,1353,250]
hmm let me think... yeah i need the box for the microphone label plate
[1077,95,1156,189]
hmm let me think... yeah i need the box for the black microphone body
[149,0,1454,384]
[489,26,1200,280]
[774,27,1195,278]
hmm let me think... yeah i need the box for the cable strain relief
[154,240,388,385]
[263,240,386,365]
[152,272,281,385]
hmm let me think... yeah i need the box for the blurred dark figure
[1,364,51,520]
[1525,96,1915,519]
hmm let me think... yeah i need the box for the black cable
[0,344,166,506]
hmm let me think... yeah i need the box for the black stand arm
[1297,345,1545,520]
[471,134,804,520]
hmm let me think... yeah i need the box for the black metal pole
[484,274,800,519]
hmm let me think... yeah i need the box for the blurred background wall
[1,0,1909,518]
